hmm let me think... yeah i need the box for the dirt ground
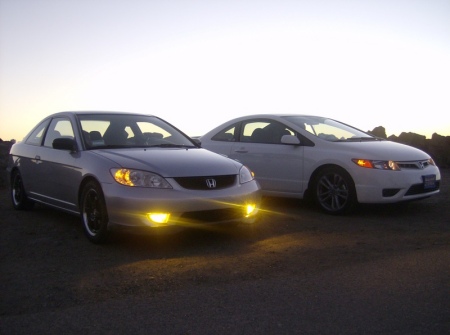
[0,169,449,334]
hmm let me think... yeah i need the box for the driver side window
[242,120,294,144]
[44,118,74,148]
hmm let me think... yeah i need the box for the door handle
[234,149,248,153]
[34,155,42,164]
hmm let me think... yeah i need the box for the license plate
[422,174,436,189]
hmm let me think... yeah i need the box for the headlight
[111,168,172,188]
[239,165,255,184]
[352,159,401,171]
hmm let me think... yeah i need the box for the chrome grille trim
[397,160,431,170]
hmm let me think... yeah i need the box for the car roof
[213,114,332,124]
[50,111,155,117]
[223,114,329,119]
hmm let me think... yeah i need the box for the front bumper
[101,179,261,228]
[353,166,441,204]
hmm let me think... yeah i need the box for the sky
[1,0,449,141]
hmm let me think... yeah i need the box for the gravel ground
[0,169,449,334]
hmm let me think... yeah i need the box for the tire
[311,166,357,215]
[80,181,110,244]
[10,170,34,210]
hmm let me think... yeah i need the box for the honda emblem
[206,178,217,188]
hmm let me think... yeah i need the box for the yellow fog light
[245,203,258,217]
[147,213,170,224]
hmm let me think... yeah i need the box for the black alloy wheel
[81,181,110,243]
[312,166,357,215]
[11,170,34,210]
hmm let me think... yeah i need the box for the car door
[17,119,51,196]
[34,117,81,212]
[228,119,304,194]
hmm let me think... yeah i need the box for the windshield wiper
[93,144,130,149]
[147,143,197,148]
[334,137,383,142]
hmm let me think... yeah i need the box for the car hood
[93,147,242,177]
[336,140,432,160]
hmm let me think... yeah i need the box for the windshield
[283,115,379,142]
[78,114,196,149]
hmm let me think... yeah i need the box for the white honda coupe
[197,114,441,215]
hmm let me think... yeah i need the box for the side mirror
[53,138,78,152]
[281,134,300,145]
[191,137,202,147]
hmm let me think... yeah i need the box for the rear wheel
[312,166,356,215]
[10,170,34,210]
[80,181,110,243]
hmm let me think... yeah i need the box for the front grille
[405,180,440,196]
[180,208,243,223]
[174,175,236,190]
[397,160,432,170]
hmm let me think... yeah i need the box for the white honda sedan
[8,112,261,243]
[197,114,441,215]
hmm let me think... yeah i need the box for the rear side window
[211,123,238,142]
[25,119,50,146]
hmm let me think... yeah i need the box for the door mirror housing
[281,134,300,145]
[53,138,78,152]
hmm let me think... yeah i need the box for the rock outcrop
[367,127,450,168]
[0,140,13,187]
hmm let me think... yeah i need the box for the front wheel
[80,181,110,243]
[10,170,34,210]
[311,167,357,215]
